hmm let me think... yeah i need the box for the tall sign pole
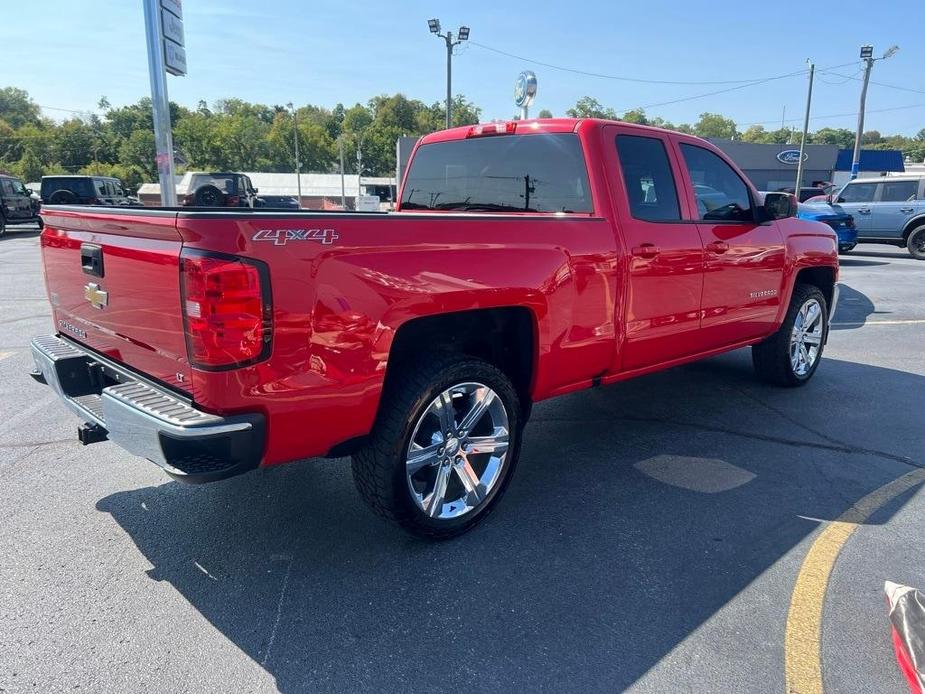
[795,61,814,191]
[143,0,186,206]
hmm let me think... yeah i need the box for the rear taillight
[180,251,272,369]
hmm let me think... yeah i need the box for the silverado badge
[84,282,108,309]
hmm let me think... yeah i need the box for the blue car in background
[798,202,858,253]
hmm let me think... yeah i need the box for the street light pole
[445,32,453,129]
[287,103,302,208]
[851,44,898,179]
[795,61,814,191]
[428,19,469,129]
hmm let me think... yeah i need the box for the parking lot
[1,223,923,693]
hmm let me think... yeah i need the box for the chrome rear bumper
[30,335,264,483]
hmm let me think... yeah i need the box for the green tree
[693,112,738,139]
[566,97,617,119]
[13,149,44,182]
[119,129,156,179]
[620,108,648,125]
[0,87,41,128]
[811,127,855,149]
[537,109,553,119]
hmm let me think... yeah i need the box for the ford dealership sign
[776,149,807,165]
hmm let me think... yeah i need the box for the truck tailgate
[40,208,191,393]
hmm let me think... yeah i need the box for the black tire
[838,244,855,254]
[352,355,522,539]
[193,185,225,207]
[36,217,44,230]
[48,189,77,204]
[752,283,828,387]
[907,225,925,260]
[0,214,5,238]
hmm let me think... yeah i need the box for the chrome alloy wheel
[405,382,510,520]
[790,298,824,377]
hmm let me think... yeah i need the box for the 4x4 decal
[252,228,339,246]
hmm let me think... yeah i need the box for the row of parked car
[4,168,924,258]
[0,170,301,236]
[793,175,925,260]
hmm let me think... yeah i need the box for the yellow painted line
[0,351,13,361]
[784,468,925,694]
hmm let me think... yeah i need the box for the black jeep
[0,173,43,236]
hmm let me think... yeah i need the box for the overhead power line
[817,69,925,96]
[736,102,925,128]
[471,40,858,87]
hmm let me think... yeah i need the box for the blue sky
[4,0,924,135]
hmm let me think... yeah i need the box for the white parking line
[832,319,925,326]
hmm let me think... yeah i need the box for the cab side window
[680,144,752,222]
[837,182,877,203]
[615,135,681,222]
[0,179,12,197]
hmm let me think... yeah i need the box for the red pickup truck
[31,118,839,538]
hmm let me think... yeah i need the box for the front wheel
[0,215,5,237]
[752,284,828,387]
[907,226,925,260]
[352,356,522,539]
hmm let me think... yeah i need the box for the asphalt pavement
[1,223,923,693]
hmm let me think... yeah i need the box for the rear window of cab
[401,133,592,213]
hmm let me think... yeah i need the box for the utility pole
[795,61,814,191]
[428,19,469,129]
[339,137,346,210]
[287,103,302,208]
[851,44,899,179]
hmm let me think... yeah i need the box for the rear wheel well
[794,266,836,310]
[902,217,925,242]
[385,307,536,417]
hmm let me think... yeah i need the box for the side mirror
[762,192,797,220]
[253,188,259,194]
[25,188,33,195]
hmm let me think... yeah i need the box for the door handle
[900,207,914,214]
[857,208,871,214]
[706,241,730,254]
[631,243,660,259]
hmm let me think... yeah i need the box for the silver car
[834,175,925,259]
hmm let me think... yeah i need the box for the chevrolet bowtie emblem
[84,282,108,309]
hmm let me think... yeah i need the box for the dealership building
[706,139,905,190]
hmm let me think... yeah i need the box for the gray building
[707,139,839,191]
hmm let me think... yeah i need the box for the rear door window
[880,180,918,202]
[838,182,877,203]
[93,178,107,196]
[401,133,592,213]
[614,135,681,222]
